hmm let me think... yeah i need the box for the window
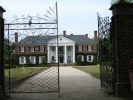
[51,46,55,51]
[44,46,46,51]
[67,46,71,51]
[35,46,39,51]
[20,46,25,52]
[40,46,44,52]
[77,55,84,62]
[30,46,34,52]
[29,56,36,64]
[58,47,63,53]
[19,56,26,64]
[78,45,83,51]
[39,56,45,64]
[87,45,92,51]
[52,56,55,63]
[67,56,71,63]
[76,46,78,51]
[91,45,93,51]
[87,55,94,62]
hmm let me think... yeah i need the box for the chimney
[15,32,18,43]
[63,30,66,36]
[85,34,88,37]
[94,30,97,42]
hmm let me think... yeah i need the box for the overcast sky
[1,0,112,38]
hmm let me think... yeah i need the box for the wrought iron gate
[4,3,60,93]
[98,14,115,93]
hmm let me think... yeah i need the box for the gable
[47,36,75,45]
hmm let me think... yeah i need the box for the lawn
[5,67,47,83]
[74,65,100,79]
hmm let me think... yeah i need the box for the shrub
[4,64,19,69]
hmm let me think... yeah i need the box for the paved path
[9,66,127,100]
[11,67,59,92]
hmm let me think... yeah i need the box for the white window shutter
[82,55,84,62]
[91,55,94,62]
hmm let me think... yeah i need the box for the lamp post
[0,6,6,100]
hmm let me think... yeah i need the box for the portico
[47,36,75,64]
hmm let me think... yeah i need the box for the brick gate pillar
[0,6,6,100]
[110,0,133,96]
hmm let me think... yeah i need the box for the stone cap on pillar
[0,6,6,18]
[110,0,133,15]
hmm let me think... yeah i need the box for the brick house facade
[14,31,98,65]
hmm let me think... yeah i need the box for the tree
[4,38,15,64]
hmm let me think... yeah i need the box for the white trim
[47,46,50,63]
[19,56,26,64]
[56,46,58,63]
[73,44,75,63]
[87,55,94,62]
[29,56,36,64]
[47,36,75,46]
[64,45,67,63]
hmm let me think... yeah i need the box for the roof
[19,35,94,46]
[66,35,94,45]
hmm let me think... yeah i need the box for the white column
[64,45,67,63]
[56,46,58,63]
[47,46,50,63]
[73,44,75,63]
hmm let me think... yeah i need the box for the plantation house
[15,31,98,65]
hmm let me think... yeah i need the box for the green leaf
[125,0,133,3]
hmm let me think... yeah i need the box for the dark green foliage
[76,56,82,65]
[4,38,15,65]
[25,55,48,67]
[41,57,47,66]
[4,64,20,69]
[4,38,15,57]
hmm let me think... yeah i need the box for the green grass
[74,65,100,79]
[5,67,47,82]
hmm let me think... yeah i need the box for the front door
[59,55,64,63]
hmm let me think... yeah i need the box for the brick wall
[16,45,47,55]
[110,2,133,96]
[0,16,5,99]
[76,45,97,54]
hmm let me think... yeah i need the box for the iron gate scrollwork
[4,3,60,93]
[98,14,115,93]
